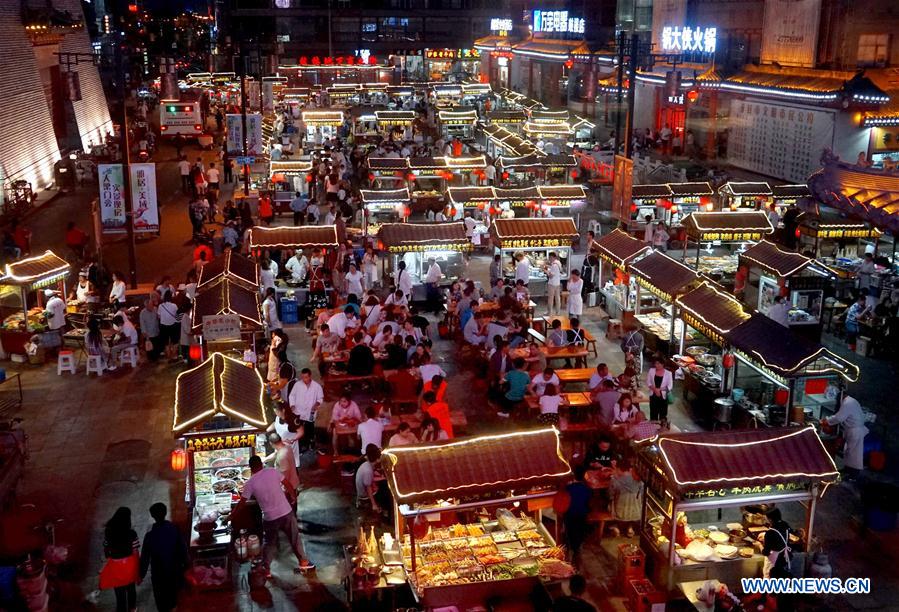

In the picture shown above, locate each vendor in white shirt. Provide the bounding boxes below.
[822,394,868,479]
[69,272,96,305]
[44,289,67,336]
[424,258,443,312]
[285,251,309,284]
[326,305,359,339]
[514,253,531,286]
[287,368,323,449]
[394,261,414,300]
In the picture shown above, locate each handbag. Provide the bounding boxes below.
[666,390,675,405]
[99,552,139,590]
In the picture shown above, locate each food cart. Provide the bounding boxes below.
[636,426,839,592]
[460,82,492,105]
[490,218,579,298]
[570,115,596,146]
[380,428,574,609]
[771,184,810,217]
[191,277,263,341]
[481,124,539,158]
[667,182,715,229]
[269,160,313,208]
[591,229,651,322]
[629,184,673,230]
[437,109,479,140]
[497,154,577,187]
[797,214,883,297]
[0,250,70,354]
[368,157,410,190]
[361,187,411,236]
[680,211,774,287]
[377,222,472,301]
[522,110,572,144]
[535,185,588,227]
[349,105,382,142]
[301,110,345,142]
[628,251,699,355]
[375,110,417,140]
[172,352,268,589]
[493,186,540,219]
[718,182,773,211]
[408,157,450,214]
[738,240,835,341]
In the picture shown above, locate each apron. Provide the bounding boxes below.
[843,424,869,470]
[763,528,791,579]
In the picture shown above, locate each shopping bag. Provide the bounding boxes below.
[98,553,139,590]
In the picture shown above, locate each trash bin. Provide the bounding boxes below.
[280,297,298,324]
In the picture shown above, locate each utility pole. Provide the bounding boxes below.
[624,34,639,160]
[613,30,626,155]
[114,0,139,288]
[238,47,250,196]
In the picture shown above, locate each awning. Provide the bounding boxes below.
[360,188,410,203]
[632,184,673,200]
[447,186,495,206]
[669,182,714,197]
[408,157,448,170]
[740,240,812,277]
[377,222,471,252]
[462,83,491,95]
[806,160,899,233]
[375,110,417,125]
[724,313,859,382]
[493,186,540,202]
[683,211,774,240]
[490,217,579,246]
[443,155,487,171]
[0,250,70,287]
[628,251,698,301]
[675,281,750,344]
[197,251,259,292]
[269,160,314,176]
[191,277,263,334]
[523,121,573,136]
[655,426,839,492]
[530,109,569,122]
[248,225,340,249]
[497,154,544,170]
[721,181,773,197]
[592,229,651,268]
[382,428,571,505]
[438,109,479,125]
[538,185,587,201]
[172,352,268,433]
[487,110,528,124]
[542,154,577,168]
[772,184,811,200]
[432,83,463,96]
[473,34,512,52]
[301,110,344,125]
[797,213,880,240]
[368,157,409,172]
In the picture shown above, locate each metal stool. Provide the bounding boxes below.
[118,345,139,368]
[86,355,105,376]
[57,350,76,375]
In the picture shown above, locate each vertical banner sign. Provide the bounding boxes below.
[226,114,243,155]
[129,163,160,233]
[246,113,263,156]
[98,164,126,234]
[263,81,274,111]
[651,0,687,53]
[248,81,261,110]
[761,0,821,68]
[612,155,634,223]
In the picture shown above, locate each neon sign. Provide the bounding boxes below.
[661,26,717,54]
[532,10,584,35]
[490,18,513,32]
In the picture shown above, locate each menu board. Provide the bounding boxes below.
[727,98,835,183]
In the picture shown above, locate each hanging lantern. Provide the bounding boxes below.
[722,353,735,369]
[449,207,457,217]
[406,173,415,182]
[630,204,638,213]
[502,171,509,180]
[730,203,738,211]
[794,228,801,238]
[477,202,486,210]
[403,206,411,217]
[305,173,313,183]
[552,488,571,514]
[377,240,385,250]
[564,59,574,69]
[699,196,711,205]
[170,448,187,471]
[686,89,700,103]
[189,345,203,361]
[412,515,430,539]
[670,205,678,214]
[368,173,375,182]
[570,170,579,179]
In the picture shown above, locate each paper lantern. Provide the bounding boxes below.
[368,173,375,181]
[501,172,509,180]
[403,206,411,217]
[686,89,700,103]
[477,202,486,210]
[449,207,457,217]
[305,174,313,183]
[794,228,801,238]
[630,204,638,213]
[170,448,187,471]
[722,353,735,369]
[189,345,203,361]
[412,515,430,539]
[552,488,571,514]
[570,170,578,179]
[407,173,415,181]
[699,196,711,205]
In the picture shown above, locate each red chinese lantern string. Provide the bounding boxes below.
[170,448,186,471]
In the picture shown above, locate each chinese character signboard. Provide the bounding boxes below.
[660,26,717,54]
[760,0,821,68]
[226,113,263,156]
[426,49,456,60]
[490,18,513,33]
[202,314,243,341]
[226,114,243,155]
[246,113,263,156]
[262,81,274,111]
[185,433,257,452]
[532,10,585,34]
[129,163,160,233]
[98,164,126,234]
[651,0,686,52]
[500,238,564,249]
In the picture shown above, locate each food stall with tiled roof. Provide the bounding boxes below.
[591,229,652,321]
[171,352,268,573]
[630,184,673,229]
[191,277,263,336]
[360,187,411,236]
[680,211,774,286]
[437,109,479,140]
[377,222,471,301]
[636,426,839,591]
[771,184,810,216]
[490,217,578,298]
[300,109,345,141]
[535,184,588,225]
[367,156,410,190]
[198,251,259,293]
[0,250,71,353]
[381,428,573,609]
[718,181,773,211]
[628,251,699,354]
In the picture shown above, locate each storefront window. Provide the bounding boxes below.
[857,34,890,67]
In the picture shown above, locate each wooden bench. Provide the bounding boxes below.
[322,373,381,399]
[555,368,595,388]
[527,328,547,345]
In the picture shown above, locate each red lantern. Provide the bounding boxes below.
[170,448,187,471]
[368,173,375,182]
[412,515,430,539]
[368,55,378,65]
[630,203,638,213]
[477,202,485,210]
[699,196,711,205]
[670,205,678,214]
[722,353,735,369]
[305,173,313,183]
[794,228,801,238]
[189,345,203,361]
[403,206,411,217]
[552,488,571,514]
[686,89,700,103]
[299,56,308,66]
[449,207,457,217]
[570,170,578,179]
[324,56,333,65]
[564,59,574,69]
[502,172,509,180]
[311,56,321,65]
[406,173,415,182]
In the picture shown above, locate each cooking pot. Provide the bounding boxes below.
[714,398,734,424]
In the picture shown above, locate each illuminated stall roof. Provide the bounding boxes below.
[437,109,479,125]
[592,228,651,267]
[197,251,259,292]
[628,251,698,301]
[367,157,409,171]
[724,314,859,382]
[248,225,340,249]
[172,352,268,433]
[0,250,70,287]
[462,83,492,95]
[378,222,471,252]
[771,184,811,199]
[487,110,528,124]
[269,160,314,175]
[191,277,263,334]
[720,181,773,196]
[382,428,571,505]
[675,281,750,344]
[740,240,812,277]
[632,184,673,199]
[447,186,495,206]
[538,185,587,201]
[386,85,414,96]
[432,83,463,96]
[360,187,411,203]
[375,110,417,125]
[668,182,714,197]
[494,186,540,201]
[301,110,345,125]
[490,217,579,245]
[683,211,774,240]
[654,426,839,492]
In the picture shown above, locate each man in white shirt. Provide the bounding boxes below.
[384,289,408,308]
[484,163,496,185]
[288,368,323,450]
[418,357,446,384]
[395,261,413,300]
[463,315,487,346]
[588,363,615,393]
[262,287,281,332]
[356,405,384,453]
[178,157,191,193]
[109,313,139,368]
[44,289,67,334]
[285,251,308,283]
[206,163,220,190]
[514,254,531,286]
[424,258,442,313]
[545,252,562,316]
[326,306,358,339]
[529,367,560,397]
[241,455,313,572]
[355,444,383,511]
[463,211,478,239]
[768,295,792,327]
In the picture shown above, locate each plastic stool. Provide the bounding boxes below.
[118,345,139,368]
[86,355,105,376]
[57,351,76,375]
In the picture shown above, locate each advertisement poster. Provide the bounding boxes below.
[202,314,242,341]
[129,163,160,233]
[226,113,263,155]
[98,164,126,234]
[262,81,274,111]
[651,0,687,53]
[727,98,835,183]
[760,0,821,68]
[248,81,260,110]
[612,155,634,222]
[757,275,780,315]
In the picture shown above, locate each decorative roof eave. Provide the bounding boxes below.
[360,188,411,203]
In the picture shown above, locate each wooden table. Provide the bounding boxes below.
[335,416,401,447]
[525,391,592,413]
[540,346,588,364]
[540,316,598,356]
[554,368,594,388]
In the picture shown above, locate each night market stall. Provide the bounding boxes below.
[493,186,540,219]
[191,277,263,347]
[486,109,527,129]
[797,214,883,293]
[636,426,839,592]
[490,218,579,298]
[535,185,588,226]
[367,157,410,190]
[629,184,673,230]
[718,181,773,211]
[375,110,417,139]
[437,109,479,140]
[522,110,572,143]
[738,240,835,340]
[771,184,811,217]
[628,251,699,355]
[0,250,70,354]
[591,229,651,322]
[349,106,383,142]
[408,157,451,213]
[497,154,578,187]
[666,182,716,229]
[379,428,574,609]
[171,352,268,587]
[268,160,314,206]
[198,251,260,293]
[680,212,774,286]
[361,187,411,236]
[301,110,345,141]
[377,222,471,301]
